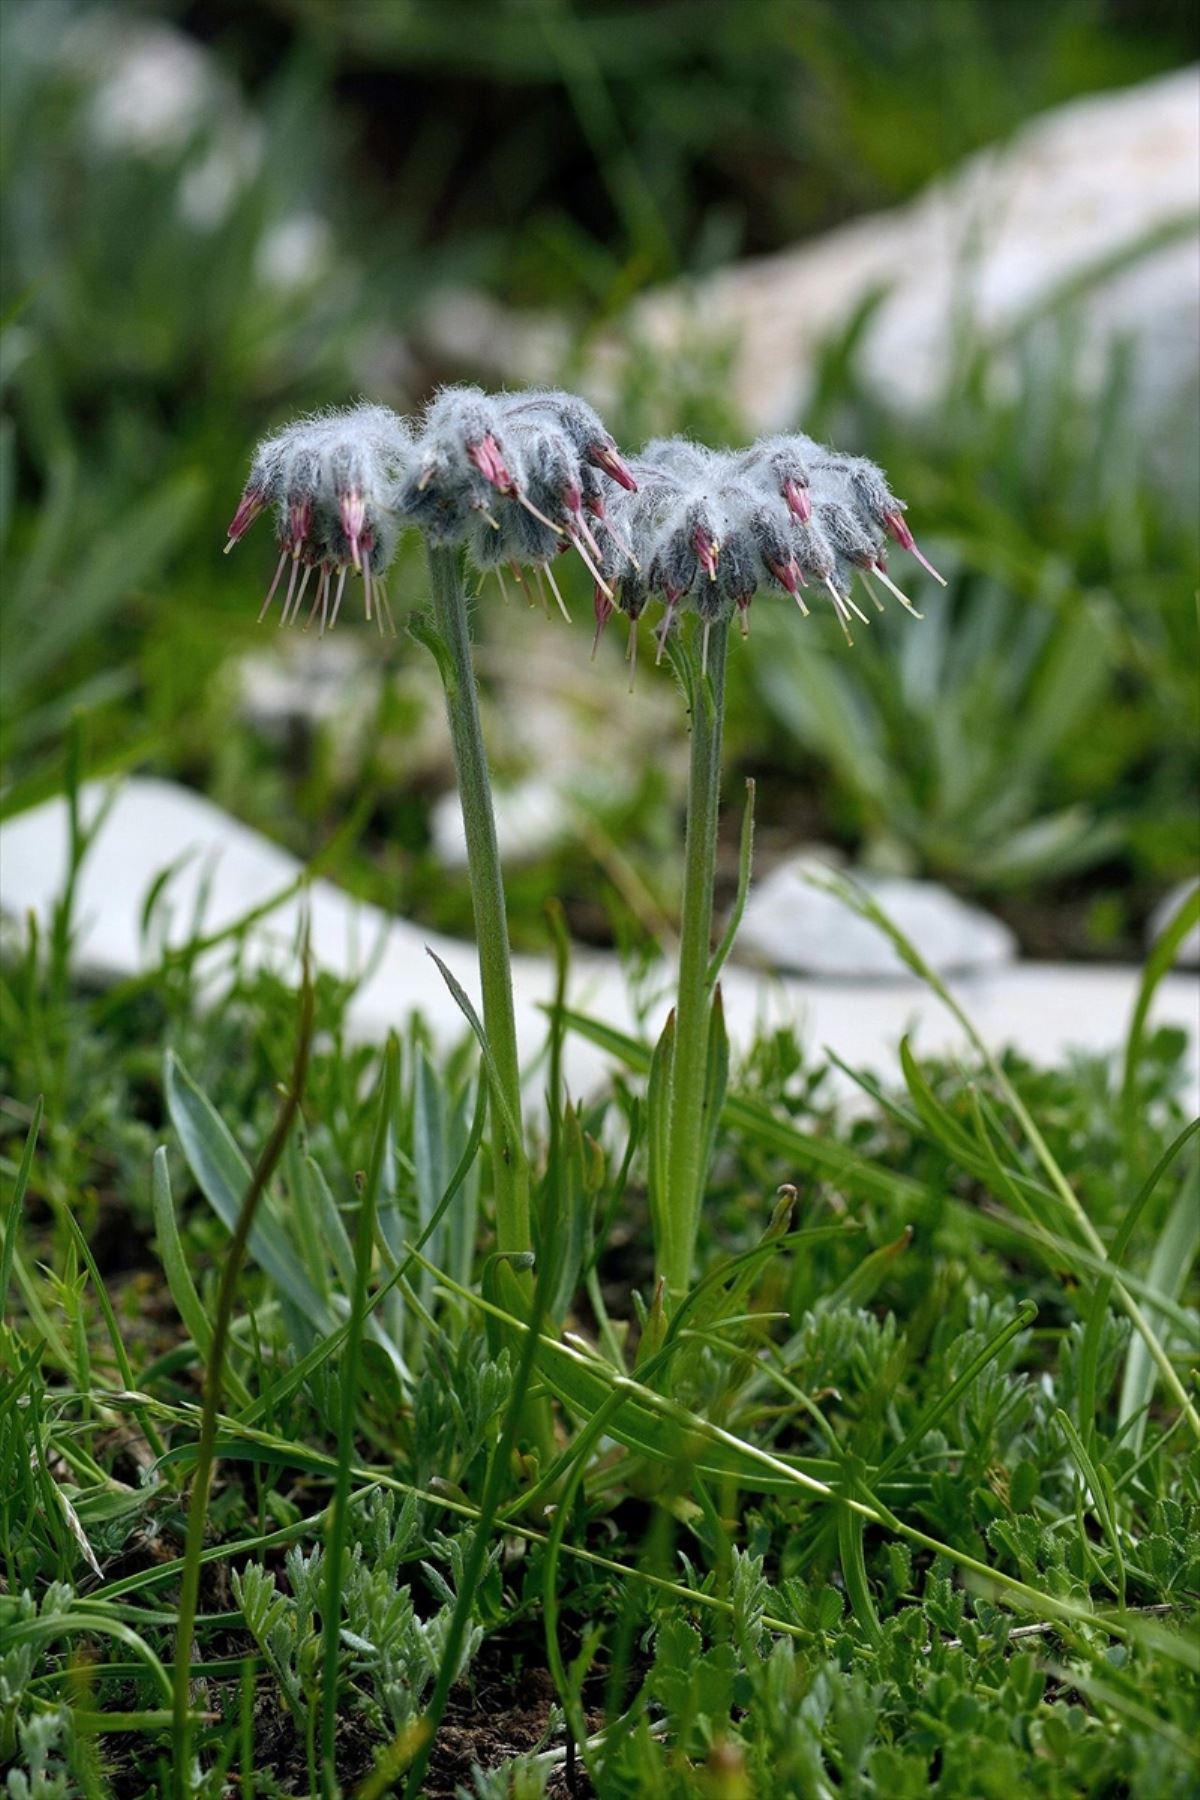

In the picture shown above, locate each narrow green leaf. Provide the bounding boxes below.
[540,1103,591,1324]
[2,1094,42,1331]
[1057,1408,1126,1605]
[878,1300,1037,1480]
[425,948,521,1155]
[816,1228,913,1316]
[303,1155,358,1295]
[561,1005,924,1208]
[1079,1118,1200,1435]
[838,1473,883,1646]
[150,1147,252,1411]
[321,1037,399,1790]
[1122,884,1200,1164]
[1117,1158,1200,1450]
[164,1050,333,1332]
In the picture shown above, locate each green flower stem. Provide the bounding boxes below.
[425,542,531,1259]
[661,618,729,1302]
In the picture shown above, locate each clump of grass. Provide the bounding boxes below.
[3,907,1197,1792]
[1,383,1196,1794]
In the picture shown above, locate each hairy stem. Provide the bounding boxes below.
[425,541,530,1258]
[661,618,729,1302]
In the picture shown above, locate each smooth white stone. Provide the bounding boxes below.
[432,776,572,868]
[739,855,1018,979]
[1,778,1196,1108]
[419,68,1200,432]
[234,635,375,732]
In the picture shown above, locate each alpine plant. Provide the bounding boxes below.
[225,386,943,659]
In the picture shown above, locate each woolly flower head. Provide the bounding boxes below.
[225,386,637,634]
[225,402,413,633]
[225,387,941,664]
[590,434,945,672]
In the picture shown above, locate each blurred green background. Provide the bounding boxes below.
[2,0,1197,961]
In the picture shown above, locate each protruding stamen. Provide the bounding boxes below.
[737,597,751,640]
[516,490,568,537]
[495,564,511,604]
[701,619,711,675]
[884,511,946,586]
[280,555,302,627]
[286,562,313,627]
[330,565,349,629]
[376,583,397,636]
[304,564,330,633]
[858,567,885,613]
[823,576,848,619]
[472,500,502,531]
[257,551,289,623]
[543,560,572,624]
[793,589,810,619]
[567,499,604,563]
[824,577,855,644]
[566,528,613,599]
[872,562,923,618]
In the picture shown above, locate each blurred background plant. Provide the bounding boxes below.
[1,0,1196,958]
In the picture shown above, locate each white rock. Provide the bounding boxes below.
[78,21,220,155]
[1148,878,1200,966]
[1,779,1195,1109]
[432,775,571,868]
[419,68,1200,431]
[234,635,374,733]
[256,213,334,292]
[0,775,613,1083]
[428,619,682,866]
[738,855,1017,979]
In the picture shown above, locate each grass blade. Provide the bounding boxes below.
[319,1037,398,1797]
[1,1095,42,1338]
[171,968,314,1799]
